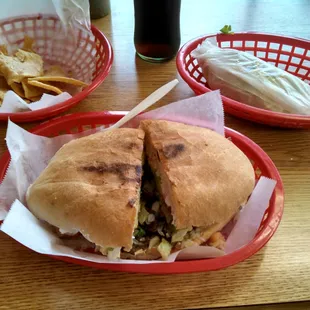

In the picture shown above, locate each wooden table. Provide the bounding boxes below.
[1,1,310,309]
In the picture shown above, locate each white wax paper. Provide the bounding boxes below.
[127,91,224,136]
[0,90,277,264]
[0,91,72,113]
[225,176,277,253]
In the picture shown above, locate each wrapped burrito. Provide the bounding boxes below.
[192,37,310,115]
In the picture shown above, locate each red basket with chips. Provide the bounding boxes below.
[176,32,310,128]
[0,14,113,122]
[0,112,284,274]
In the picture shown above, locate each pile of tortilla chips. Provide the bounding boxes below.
[0,36,88,106]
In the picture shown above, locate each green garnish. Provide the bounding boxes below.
[134,227,146,238]
[220,25,234,35]
[106,247,114,252]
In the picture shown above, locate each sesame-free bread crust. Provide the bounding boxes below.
[26,129,145,251]
[141,120,255,230]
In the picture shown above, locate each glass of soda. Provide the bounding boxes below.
[133,0,181,62]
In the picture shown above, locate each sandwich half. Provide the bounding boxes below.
[136,120,255,257]
[26,129,145,259]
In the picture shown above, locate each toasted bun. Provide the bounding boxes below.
[140,120,255,230]
[26,129,145,251]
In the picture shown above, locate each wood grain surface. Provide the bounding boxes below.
[208,302,310,310]
[1,1,310,309]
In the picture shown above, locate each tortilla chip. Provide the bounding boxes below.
[28,95,42,102]
[27,80,63,95]
[0,76,10,102]
[22,78,44,99]
[29,64,85,95]
[22,36,35,52]
[0,45,8,55]
[44,65,67,77]
[0,49,43,85]
[11,82,25,98]
[29,76,88,88]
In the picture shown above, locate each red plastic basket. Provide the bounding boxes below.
[0,14,113,122]
[176,32,310,128]
[0,112,284,274]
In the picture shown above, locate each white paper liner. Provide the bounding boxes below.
[0,90,277,264]
[225,176,277,253]
[127,91,225,136]
[0,91,72,113]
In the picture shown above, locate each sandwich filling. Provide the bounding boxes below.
[125,163,226,260]
[58,162,225,261]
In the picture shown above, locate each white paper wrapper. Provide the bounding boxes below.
[0,91,72,113]
[0,90,277,264]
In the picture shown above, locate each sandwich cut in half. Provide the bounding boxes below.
[26,128,145,259]
[26,121,255,261]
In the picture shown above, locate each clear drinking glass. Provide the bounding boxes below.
[134,0,181,62]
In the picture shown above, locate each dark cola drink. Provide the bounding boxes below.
[134,0,181,62]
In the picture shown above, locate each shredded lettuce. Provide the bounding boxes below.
[181,239,197,248]
[98,246,110,255]
[107,247,121,260]
[149,236,160,249]
[147,213,155,223]
[158,238,172,260]
[138,203,149,225]
[171,228,190,243]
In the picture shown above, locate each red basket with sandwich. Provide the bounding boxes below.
[0,112,284,274]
